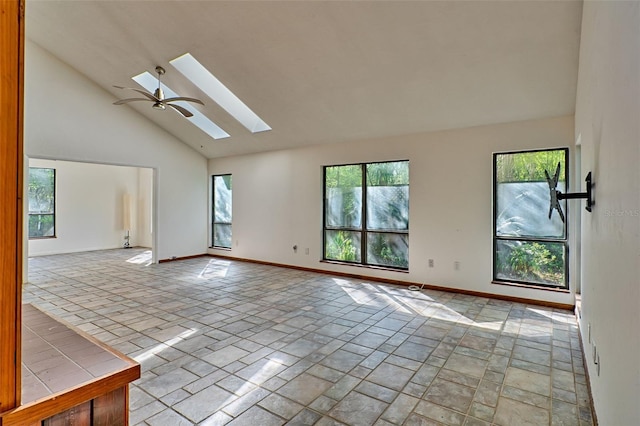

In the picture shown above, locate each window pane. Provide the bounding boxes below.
[496,181,566,238]
[366,232,408,269]
[28,168,55,239]
[495,240,565,286]
[213,175,232,223]
[325,230,361,262]
[29,214,55,238]
[366,161,409,231]
[28,168,55,214]
[367,161,409,230]
[366,185,409,230]
[213,224,232,248]
[496,150,566,238]
[325,165,362,228]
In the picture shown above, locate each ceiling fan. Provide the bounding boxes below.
[113,66,204,118]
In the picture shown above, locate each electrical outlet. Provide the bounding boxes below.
[428,259,434,268]
[305,248,309,255]
[454,261,461,271]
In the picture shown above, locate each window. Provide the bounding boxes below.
[493,148,568,288]
[28,167,56,238]
[324,161,409,269]
[212,174,232,248]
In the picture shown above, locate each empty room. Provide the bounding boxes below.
[0,1,638,425]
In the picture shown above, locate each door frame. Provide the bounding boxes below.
[0,0,25,416]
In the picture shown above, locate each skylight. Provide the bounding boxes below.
[170,53,271,134]
[132,72,230,140]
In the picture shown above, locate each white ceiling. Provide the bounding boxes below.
[26,1,583,159]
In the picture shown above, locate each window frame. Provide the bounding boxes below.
[492,148,569,289]
[323,160,409,270]
[27,167,56,240]
[211,174,232,249]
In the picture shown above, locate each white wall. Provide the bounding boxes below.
[28,159,152,256]
[574,2,640,424]
[209,116,576,306]
[24,41,208,261]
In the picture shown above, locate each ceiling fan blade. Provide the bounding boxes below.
[164,96,204,105]
[168,103,194,118]
[113,98,153,105]
[113,85,160,102]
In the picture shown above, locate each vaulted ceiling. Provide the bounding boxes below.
[26,1,582,158]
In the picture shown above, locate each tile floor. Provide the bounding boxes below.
[23,249,594,426]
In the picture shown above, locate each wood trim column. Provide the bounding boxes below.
[0,0,25,416]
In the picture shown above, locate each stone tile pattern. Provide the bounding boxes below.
[23,249,593,426]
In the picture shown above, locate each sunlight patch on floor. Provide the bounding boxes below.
[333,278,514,332]
[198,259,231,279]
[133,328,198,364]
[126,250,153,265]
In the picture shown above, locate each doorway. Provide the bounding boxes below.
[24,158,157,281]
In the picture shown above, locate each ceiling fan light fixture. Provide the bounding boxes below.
[152,102,165,110]
[153,87,165,100]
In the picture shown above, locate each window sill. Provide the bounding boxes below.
[209,246,232,251]
[28,236,57,240]
[492,280,570,293]
[320,259,409,274]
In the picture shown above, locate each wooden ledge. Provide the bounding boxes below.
[0,305,140,426]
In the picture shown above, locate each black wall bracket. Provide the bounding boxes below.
[557,172,594,212]
[546,163,594,223]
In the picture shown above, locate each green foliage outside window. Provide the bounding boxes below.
[325,230,360,262]
[366,161,410,186]
[367,232,408,268]
[496,149,566,183]
[495,241,565,285]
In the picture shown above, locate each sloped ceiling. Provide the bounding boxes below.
[26,0,582,158]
